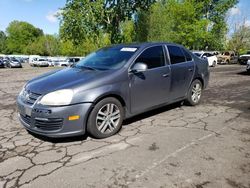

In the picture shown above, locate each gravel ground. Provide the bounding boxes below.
[0,64,249,188]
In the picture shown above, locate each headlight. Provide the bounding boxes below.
[19,85,26,96]
[39,89,74,106]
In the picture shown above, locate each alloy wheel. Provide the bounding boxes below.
[96,103,121,134]
[191,83,202,103]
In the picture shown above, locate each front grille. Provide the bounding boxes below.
[24,92,41,105]
[35,118,63,131]
[20,114,31,125]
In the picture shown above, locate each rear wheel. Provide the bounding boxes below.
[185,80,203,106]
[212,61,216,67]
[87,97,124,138]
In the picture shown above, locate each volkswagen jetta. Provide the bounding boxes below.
[17,42,209,138]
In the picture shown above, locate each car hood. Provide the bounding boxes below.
[240,54,250,58]
[217,55,229,59]
[26,68,112,94]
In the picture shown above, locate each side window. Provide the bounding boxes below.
[167,46,186,64]
[182,48,192,61]
[135,46,165,69]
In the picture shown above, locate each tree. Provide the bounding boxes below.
[0,31,7,53]
[137,0,238,50]
[59,0,155,45]
[6,21,43,54]
[146,0,210,49]
[25,35,61,56]
[227,24,250,53]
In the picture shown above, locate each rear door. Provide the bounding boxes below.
[166,45,195,100]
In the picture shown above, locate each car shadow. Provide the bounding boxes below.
[28,130,89,143]
[123,101,183,125]
[237,71,250,76]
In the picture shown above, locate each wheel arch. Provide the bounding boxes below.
[84,93,127,129]
[192,77,204,89]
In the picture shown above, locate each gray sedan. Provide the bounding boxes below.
[17,42,209,138]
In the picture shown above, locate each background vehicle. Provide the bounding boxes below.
[0,60,5,68]
[238,51,250,65]
[66,57,81,66]
[217,51,238,64]
[193,51,217,67]
[246,60,250,73]
[29,55,40,66]
[33,58,49,67]
[53,59,69,67]
[5,58,22,68]
[17,42,209,139]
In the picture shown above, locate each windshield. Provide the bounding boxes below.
[223,52,230,56]
[75,47,138,70]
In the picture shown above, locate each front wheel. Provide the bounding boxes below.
[87,97,124,139]
[185,80,203,106]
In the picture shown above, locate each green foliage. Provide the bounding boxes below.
[2,0,239,56]
[137,0,238,50]
[60,0,155,45]
[227,25,250,53]
[0,31,7,53]
[25,35,61,56]
[6,21,43,54]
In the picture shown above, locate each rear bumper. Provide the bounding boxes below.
[17,96,93,138]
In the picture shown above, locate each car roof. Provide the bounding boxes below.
[107,42,185,49]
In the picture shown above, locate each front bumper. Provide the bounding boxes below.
[10,64,22,67]
[17,96,93,138]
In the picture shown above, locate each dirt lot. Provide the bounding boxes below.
[0,64,249,188]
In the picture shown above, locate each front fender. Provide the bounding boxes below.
[71,81,129,106]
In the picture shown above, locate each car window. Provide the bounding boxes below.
[76,47,137,70]
[134,46,165,69]
[182,48,192,61]
[167,46,186,64]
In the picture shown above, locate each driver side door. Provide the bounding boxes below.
[129,46,171,114]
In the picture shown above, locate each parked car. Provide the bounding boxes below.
[246,60,250,73]
[0,60,5,68]
[53,59,69,67]
[33,58,49,67]
[17,42,209,138]
[193,51,217,67]
[238,51,250,65]
[29,55,40,66]
[66,57,81,66]
[217,51,238,64]
[5,58,22,68]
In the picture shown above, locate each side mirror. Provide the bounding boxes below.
[202,55,207,59]
[130,62,148,73]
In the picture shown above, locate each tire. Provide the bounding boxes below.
[212,61,216,67]
[87,97,124,139]
[185,80,203,106]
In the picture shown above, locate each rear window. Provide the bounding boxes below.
[182,49,192,61]
[167,46,186,64]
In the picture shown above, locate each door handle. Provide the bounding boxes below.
[188,68,193,72]
[162,73,169,77]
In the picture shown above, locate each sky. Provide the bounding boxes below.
[0,0,250,35]
[227,0,250,35]
[0,0,66,35]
